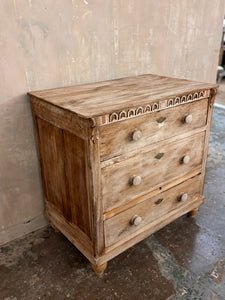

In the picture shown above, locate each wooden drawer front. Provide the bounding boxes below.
[102,132,205,212]
[104,176,202,247]
[99,99,208,161]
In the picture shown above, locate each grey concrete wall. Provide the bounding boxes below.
[0,0,224,245]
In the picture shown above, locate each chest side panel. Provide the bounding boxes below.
[63,131,92,237]
[36,118,67,215]
[35,114,92,240]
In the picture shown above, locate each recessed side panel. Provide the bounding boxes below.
[63,131,92,239]
[37,118,68,215]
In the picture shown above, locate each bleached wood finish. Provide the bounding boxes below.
[100,99,208,160]
[29,74,215,118]
[98,196,205,266]
[188,208,199,218]
[103,169,201,220]
[29,74,218,275]
[91,263,107,276]
[102,133,205,212]
[104,176,201,247]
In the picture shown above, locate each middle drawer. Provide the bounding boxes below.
[102,132,205,212]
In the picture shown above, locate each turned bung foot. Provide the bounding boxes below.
[91,263,107,275]
[188,208,199,218]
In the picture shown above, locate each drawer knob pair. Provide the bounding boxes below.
[131,215,142,226]
[131,175,142,186]
[131,130,142,141]
[184,114,193,124]
[179,193,188,202]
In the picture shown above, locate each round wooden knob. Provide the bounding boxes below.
[179,193,188,202]
[131,175,142,186]
[182,155,190,164]
[131,130,142,141]
[131,215,142,226]
[184,114,193,124]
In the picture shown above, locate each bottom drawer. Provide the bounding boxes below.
[104,176,202,247]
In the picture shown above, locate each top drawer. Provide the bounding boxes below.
[99,99,208,161]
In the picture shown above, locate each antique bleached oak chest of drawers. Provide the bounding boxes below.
[29,74,218,275]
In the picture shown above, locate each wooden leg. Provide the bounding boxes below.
[51,223,60,233]
[188,208,199,218]
[91,263,107,275]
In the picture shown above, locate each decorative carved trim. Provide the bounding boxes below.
[210,87,218,96]
[209,87,218,107]
[103,90,208,124]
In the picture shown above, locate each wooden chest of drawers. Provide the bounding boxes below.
[29,74,218,275]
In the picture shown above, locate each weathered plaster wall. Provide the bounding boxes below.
[0,0,224,245]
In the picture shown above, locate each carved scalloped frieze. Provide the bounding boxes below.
[101,90,208,125]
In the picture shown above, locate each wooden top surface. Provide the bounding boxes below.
[29,74,218,118]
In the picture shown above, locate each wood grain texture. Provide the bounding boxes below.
[29,74,218,274]
[86,119,104,257]
[36,118,92,240]
[103,169,201,220]
[102,132,205,212]
[37,118,67,215]
[31,96,92,140]
[63,131,92,238]
[45,201,94,264]
[100,126,207,168]
[104,175,202,247]
[97,196,205,266]
[91,263,107,275]
[100,98,208,160]
[28,74,217,118]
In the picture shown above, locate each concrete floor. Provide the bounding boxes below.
[216,79,225,106]
[1,106,225,300]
